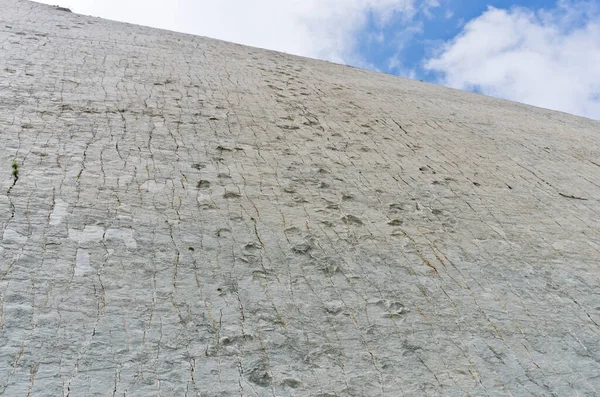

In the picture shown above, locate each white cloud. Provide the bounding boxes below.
[387,55,417,78]
[37,0,436,64]
[425,1,600,119]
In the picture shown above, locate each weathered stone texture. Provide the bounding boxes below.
[1,1,599,395]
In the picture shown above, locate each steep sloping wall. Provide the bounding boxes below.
[1,1,599,395]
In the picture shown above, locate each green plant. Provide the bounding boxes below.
[11,160,18,178]
[8,160,19,193]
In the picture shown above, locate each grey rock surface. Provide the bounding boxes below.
[1,1,600,395]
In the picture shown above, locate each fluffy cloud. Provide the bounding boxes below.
[425,1,600,119]
[37,0,436,64]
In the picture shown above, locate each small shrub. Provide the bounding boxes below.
[11,160,18,177]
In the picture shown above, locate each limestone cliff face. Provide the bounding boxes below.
[1,1,599,395]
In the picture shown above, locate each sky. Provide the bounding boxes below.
[36,0,600,119]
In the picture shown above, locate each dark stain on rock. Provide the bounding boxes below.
[197,180,210,189]
[342,215,363,226]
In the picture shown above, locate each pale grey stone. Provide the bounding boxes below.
[0,0,599,396]
[1,229,27,246]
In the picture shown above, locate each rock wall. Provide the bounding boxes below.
[1,1,599,395]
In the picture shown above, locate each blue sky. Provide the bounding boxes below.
[37,0,600,119]
[356,0,553,77]
[355,1,599,91]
